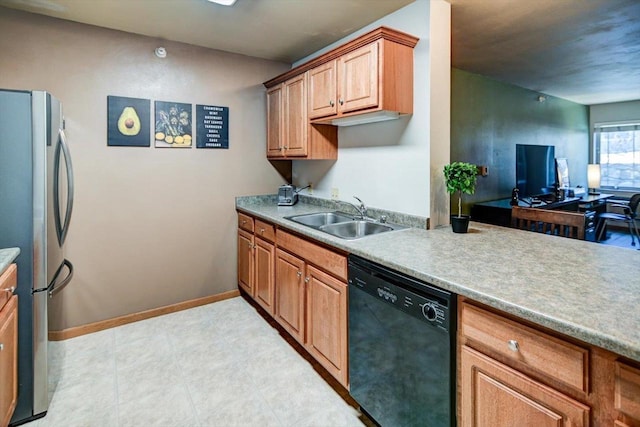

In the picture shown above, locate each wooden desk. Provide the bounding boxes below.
[471,197,581,227]
[471,194,615,237]
[578,194,614,240]
[578,193,615,209]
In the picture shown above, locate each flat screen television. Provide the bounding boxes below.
[516,144,556,198]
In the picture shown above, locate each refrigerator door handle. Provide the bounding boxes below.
[48,259,74,297]
[54,129,74,246]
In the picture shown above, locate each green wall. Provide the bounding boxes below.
[451,68,589,214]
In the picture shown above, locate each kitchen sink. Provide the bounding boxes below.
[286,211,355,228]
[320,221,393,240]
[285,211,403,240]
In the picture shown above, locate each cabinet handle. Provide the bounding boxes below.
[339,99,344,105]
[508,340,520,352]
[297,271,302,278]
[260,228,265,234]
[0,343,3,351]
[241,220,247,225]
[329,100,335,107]
[3,287,15,293]
[305,277,310,283]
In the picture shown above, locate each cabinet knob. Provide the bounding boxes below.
[0,343,3,351]
[3,287,15,294]
[260,228,265,233]
[339,99,344,105]
[297,271,302,278]
[241,220,247,224]
[329,100,335,107]
[508,340,520,352]
[305,277,310,283]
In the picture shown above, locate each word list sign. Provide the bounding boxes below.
[196,104,229,149]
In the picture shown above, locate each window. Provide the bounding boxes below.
[593,122,640,190]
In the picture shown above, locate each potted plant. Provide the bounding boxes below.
[443,161,478,233]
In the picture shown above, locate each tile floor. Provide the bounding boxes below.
[22,297,363,427]
[599,228,639,250]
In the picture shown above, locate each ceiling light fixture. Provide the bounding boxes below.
[206,0,237,5]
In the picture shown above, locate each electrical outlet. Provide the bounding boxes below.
[331,188,339,200]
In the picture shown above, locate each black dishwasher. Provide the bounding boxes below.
[348,255,456,427]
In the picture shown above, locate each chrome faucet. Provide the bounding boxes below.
[348,196,368,220]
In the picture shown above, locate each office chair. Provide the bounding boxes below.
[597,194,640,246]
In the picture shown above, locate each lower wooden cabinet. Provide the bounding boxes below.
[253,237,275,315]
[274,248,306,343]
[460,345,589,426]
[615,361,640,426]
[0,270,18,427]
[305,265,348,386]
[237,229,254,296]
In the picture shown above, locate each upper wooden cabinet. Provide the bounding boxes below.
[307,61,337,119]
[264,26,418,159]
[266,85,283,157]
[266,74,338,159]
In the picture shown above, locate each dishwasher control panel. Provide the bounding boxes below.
[349,258,452,333]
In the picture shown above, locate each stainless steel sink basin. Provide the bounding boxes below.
[285,211,403,239]
[286,211,354,228]
[319,221,393,240]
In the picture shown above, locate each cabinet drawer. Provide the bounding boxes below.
[238,212,254,233]
[276,229,347,281]
[254,219,275,242]
[0,264,17,312]
[615,361,640,419]
[461,303,589,393]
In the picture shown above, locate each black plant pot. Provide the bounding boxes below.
[451,215,470,233]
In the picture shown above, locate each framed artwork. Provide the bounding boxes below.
[196,104,229,149]
[107,96,151,147]
[154,101,193,148]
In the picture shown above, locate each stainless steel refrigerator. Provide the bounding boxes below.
[0,89,74,425]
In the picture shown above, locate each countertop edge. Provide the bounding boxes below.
[0,247,20,276]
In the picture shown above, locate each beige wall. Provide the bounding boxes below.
[0,8,289,329]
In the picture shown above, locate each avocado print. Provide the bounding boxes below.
[117,107,141,136]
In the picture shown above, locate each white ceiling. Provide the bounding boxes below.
[2,0,639,105]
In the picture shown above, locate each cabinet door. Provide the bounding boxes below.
[275,249,305,344]
[305,265,348,387]
[460,345,590,427]
[266,85,284,158]
[283,74,308,157]
[0,295,17,427]
[308,61,337,119]
[254,237,275,315]
[338,41,379,114]
[237,229,254,296]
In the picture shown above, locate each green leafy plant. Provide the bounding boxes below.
[443,162,478,218]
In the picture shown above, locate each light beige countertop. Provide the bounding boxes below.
[237,195,640,363]
[0,247,20,276]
